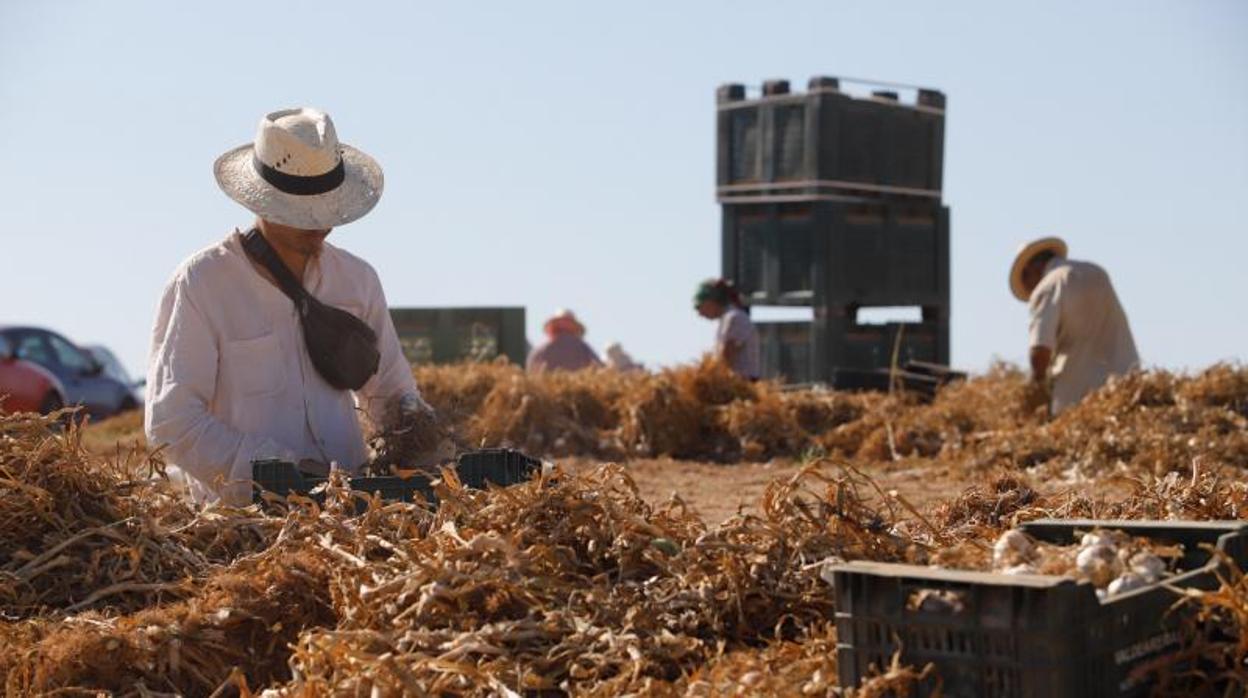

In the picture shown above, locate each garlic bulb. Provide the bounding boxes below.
[1081,532,1113,549]
[1003,563,1038,576]
[1107,572,1147,597]
[993,530,1034,569]
[1076,544,1118,588]
[1129,552,1166,583]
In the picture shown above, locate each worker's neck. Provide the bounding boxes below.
[257,220,319,280]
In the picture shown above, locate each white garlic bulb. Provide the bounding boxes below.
[1107,572,1147,597]
[1129,552,1166,583]
[1076,544,1118,588]
[1081,532,1113,549]
[993,530,1035,569]
[1003,563,1038,576]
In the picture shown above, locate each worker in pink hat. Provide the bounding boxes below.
[526,309,603,373]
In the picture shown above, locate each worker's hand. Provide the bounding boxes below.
[1020,380,1050,416]
[297,459,331,477]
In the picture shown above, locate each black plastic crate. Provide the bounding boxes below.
[833,318,947,371]
[716,76,946,201]
[721,199,950,308]
[454,448,544,490]
[251,460,437,507]
[754,316,950,386]
[389,307,527,366]
[831,519,1248,697]
[828,367,950,401]
[756,321,814,384]
[251,448,542,508]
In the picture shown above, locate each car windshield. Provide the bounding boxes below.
[13,333,54,366]
[86,346,132,384]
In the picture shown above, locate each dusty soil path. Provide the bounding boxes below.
[561,456,973,524]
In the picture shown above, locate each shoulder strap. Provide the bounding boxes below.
[241,228,310,311]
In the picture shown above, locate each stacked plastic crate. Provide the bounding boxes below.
[716,76,950,385]
[389,307,528,366]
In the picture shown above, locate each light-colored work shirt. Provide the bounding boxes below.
[1029,257,1139,414]
[717,307,761,379]
[606,347,643,373]
[526,333,603,373]
[145,230,421,505]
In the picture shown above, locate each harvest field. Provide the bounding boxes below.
[3,361,1247,695]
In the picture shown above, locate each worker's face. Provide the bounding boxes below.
[1020,256,1049,296]
[696,300,724,320]
[259,219,333,258]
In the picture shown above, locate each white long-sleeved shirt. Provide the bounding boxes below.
[145,229,420,505]
[716,307,761,379]
[1029,257,1139,414]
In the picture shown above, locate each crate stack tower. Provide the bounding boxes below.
[717,76,950,385]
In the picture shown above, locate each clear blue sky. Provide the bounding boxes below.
[1,1,1244,379]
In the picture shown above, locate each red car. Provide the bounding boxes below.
[0,333,66,415]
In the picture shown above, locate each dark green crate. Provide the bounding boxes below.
[716,76,946,202]
[832,519,1248,698]
[389,306,527,366]
[754,315,950,385]
[456,448,543,489]
[252,448,542,509]
[721,199,950,309]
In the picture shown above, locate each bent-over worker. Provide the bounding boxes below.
[604,342,643,373]
[694,278,760,380]
[526,309,603,373]
[1009,236,1139,415]
[145,108,433,505]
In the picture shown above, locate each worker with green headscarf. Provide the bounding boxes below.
[694,278,760,380]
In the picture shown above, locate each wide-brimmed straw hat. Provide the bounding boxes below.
[214,108,383,230]
[544,309,586,337]
[1009,236,1068,301]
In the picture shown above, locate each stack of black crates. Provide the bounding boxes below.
[717,76,950,385]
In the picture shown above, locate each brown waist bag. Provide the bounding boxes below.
[241,228,380,391]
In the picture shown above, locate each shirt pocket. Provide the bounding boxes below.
[222,333,285,398]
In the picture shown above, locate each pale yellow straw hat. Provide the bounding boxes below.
[1009,236,1068,301]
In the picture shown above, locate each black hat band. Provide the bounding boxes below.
[253,154,345,196]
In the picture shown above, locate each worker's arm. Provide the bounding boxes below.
[145,275,299,501]
[719,339,742,366]
[1027,276,1060,384]
[1029,346,1052,384]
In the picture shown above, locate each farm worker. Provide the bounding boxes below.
[145,108,433,505]
[1009,237,1139,415]
[526,309,603,372]
[604,342,643,372]
[694,278,761,380]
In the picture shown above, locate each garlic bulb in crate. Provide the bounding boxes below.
[1107,572,1147,597]
[1076,544,1119,588]
[1003,563,1038,576]
[993,530,1034,569]
[1129,552,1166,583]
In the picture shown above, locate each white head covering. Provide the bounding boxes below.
[214,108,383,230]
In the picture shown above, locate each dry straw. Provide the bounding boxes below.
[0,362,1245,695]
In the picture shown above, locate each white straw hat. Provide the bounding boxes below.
[214,108,383,230]
[1009,236,1068,301]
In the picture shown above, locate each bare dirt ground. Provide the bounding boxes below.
[563,456,972,524]
[81,414,978,522]
[80,409,1126,525]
